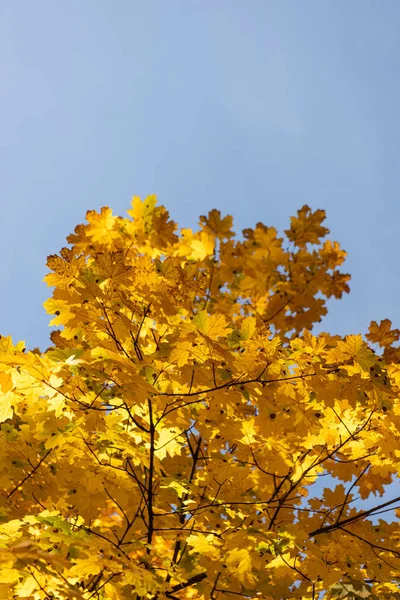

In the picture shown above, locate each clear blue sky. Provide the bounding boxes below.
[1,0,400,351]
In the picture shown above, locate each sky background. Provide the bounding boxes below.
[2,1,400,351]
[1,0,400,516]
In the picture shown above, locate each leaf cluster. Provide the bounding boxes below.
[0,197,400,599]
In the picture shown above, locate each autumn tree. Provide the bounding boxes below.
[1,195,400,600]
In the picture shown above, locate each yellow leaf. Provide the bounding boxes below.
[199,209,234,240]
[0,389,13,423]
[193,310,209,334]
[193,310,231,340]
[170,341,195,367]
[284,205,329,248]
[86,206,119,245]
[160,479,189,498]
[240,316,256,340]
[122,566,158,594]
[14,575,38,598]
[0,519,23,541]
[155,428,183,460]
[176,229,215,260]
[0,336,26,354]
[226,548,256,585]
[69,556,103,577]
[367,319,400,347]
[241,418,258,444]
[128,194,158,225]
[265,552,293,571]
[325,334,375,373]
[187,533,221,559]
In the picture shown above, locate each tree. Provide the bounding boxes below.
[1,196,400,600]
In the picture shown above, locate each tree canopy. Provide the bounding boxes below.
[1,196,400,599]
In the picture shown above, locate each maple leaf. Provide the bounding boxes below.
[187,533,221,559]
[69,555,103,577]
[192,310,232,340]
[367,318,400,348]
[86,206,119,245]
[240,316,257,341]
[226,548,256,585]
[0,388,13,423]
[199,209,234,240]
[325,334,376,374]
[155,427,183,460]
[285,204,329,248]
[128,194,158,225]
[175,228,215,260]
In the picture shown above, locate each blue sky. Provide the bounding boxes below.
[1,0,400,351]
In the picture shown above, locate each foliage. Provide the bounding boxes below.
[1,195,400,599]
